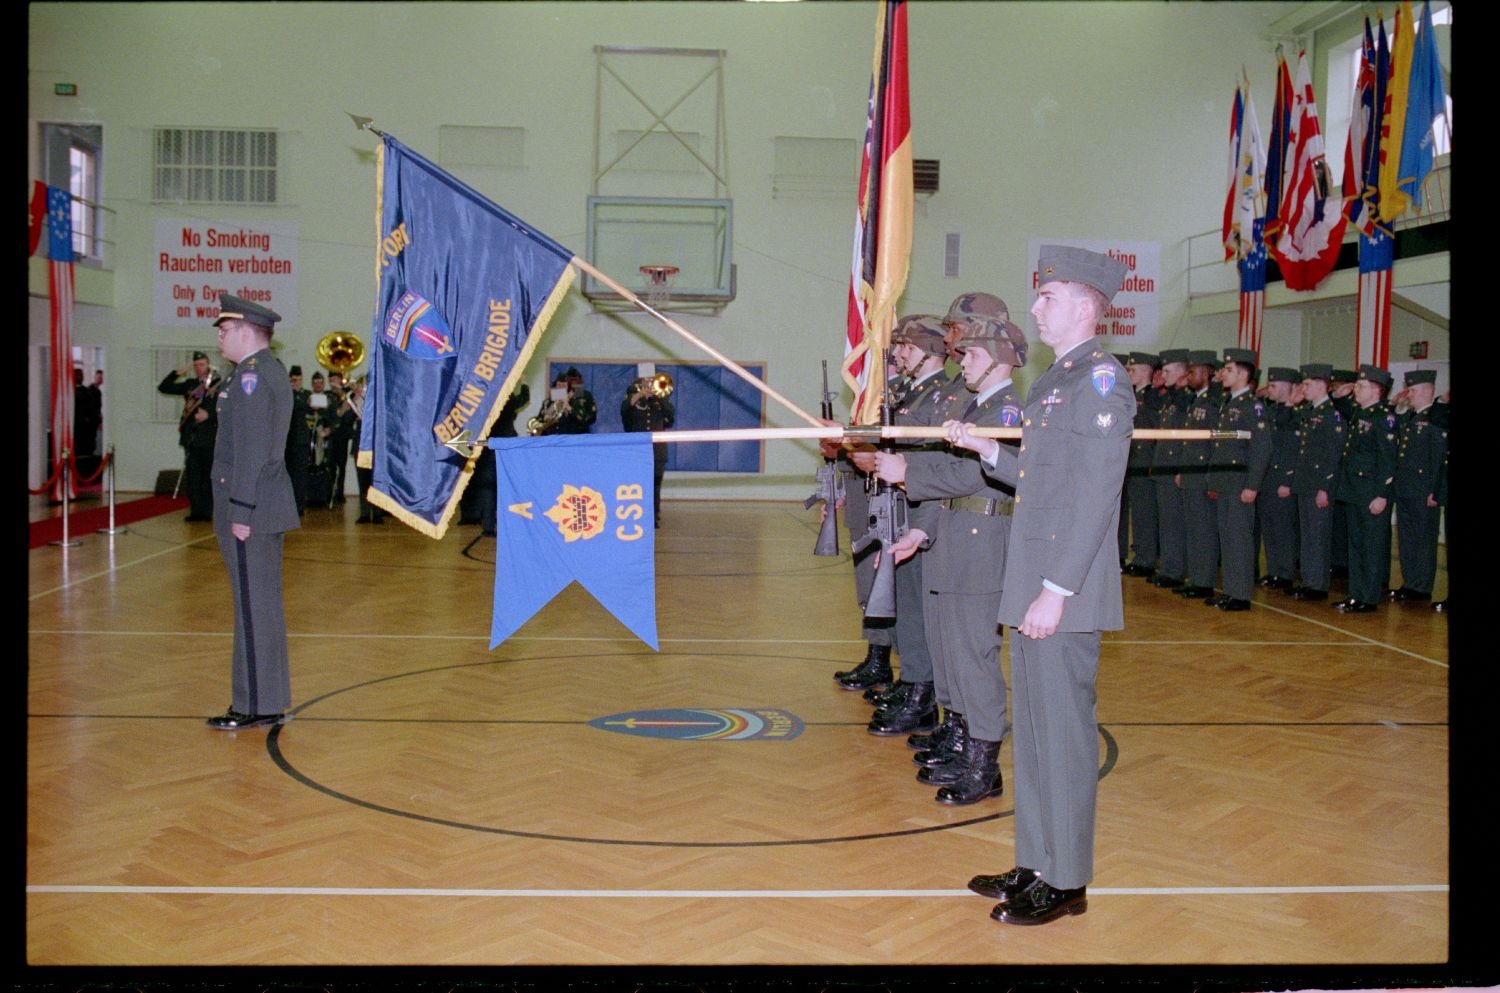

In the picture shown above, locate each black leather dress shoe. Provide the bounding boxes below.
[1433,599,1447,612]
[1333,599,1377,613]
[1176,585,1215,599]
[1258,576,1293,589]
[1389,587,1431,602]
[206,710,284,730]
[1122,563,1154,578]
[1148,574,1184,589]
[1288,586,1328,601]
[1204,594,1228,607]
[991,879,1087,925]
[1217,597,1251,611]
[968,866,1039,903]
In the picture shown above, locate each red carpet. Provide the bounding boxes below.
[29,495,190,548]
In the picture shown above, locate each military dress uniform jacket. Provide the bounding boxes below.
[1207,389,1272,493]
[985,345,1135,632]
[1177,388,1220,491]
[1336,403,1399,507]
[1264,402,1301,493]
[213,350,300,533]
[1291,398,1344,497]
[904,384,1024,593]
[158,370,220,451]
[1149,387,1192,474]
[1395,405,1448,503]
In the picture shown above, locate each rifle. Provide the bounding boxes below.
[803,360,844,556]
[848,398,906,620]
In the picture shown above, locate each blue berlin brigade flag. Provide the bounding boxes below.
[489,434,659,650]
[359,135,575,539]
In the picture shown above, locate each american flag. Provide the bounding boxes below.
[1237,218,1267,353]
[1355,227,1393,370]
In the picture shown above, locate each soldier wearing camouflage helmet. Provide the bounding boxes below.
[874,299,1026,806]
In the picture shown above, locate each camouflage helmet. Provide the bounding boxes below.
[944,292,1011,330]
[890,314,948,358]
[954,316,1028,369]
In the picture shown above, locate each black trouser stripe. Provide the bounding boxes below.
[235,538,259,713]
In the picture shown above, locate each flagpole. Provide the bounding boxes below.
[640,426,1244,444]
[570,255,825,427]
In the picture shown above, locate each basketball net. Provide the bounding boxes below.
[640,264,679,310]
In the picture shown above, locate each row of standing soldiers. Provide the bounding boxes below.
[1117,351,1449,613]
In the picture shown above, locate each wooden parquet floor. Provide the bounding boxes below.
[26,498,1453,967]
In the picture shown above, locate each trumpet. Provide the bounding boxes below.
[527,399,567,436]
[627,372,674,402]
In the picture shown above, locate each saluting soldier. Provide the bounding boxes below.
[1147,349,1192,589]
[1120,352,1162,578]
[156,350,222,522]
[1257,367,1303,591]
[1327,368,1358,579]
[1286,364,1344,601]
[874,304,1027,804]
[285,365,312,516]
[1174,350,1223,600]
[1333,365,1399,613]
[1390,369,1447,602]
[206,295,300,730]
[1204,348,1272,611]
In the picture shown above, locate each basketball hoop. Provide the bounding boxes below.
[640,264,679,309]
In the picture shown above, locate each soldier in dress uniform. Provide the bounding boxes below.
[1204,348,1271,611]
[285,365,312,516]
[1286,364,1344,601]
[948,246,1134,926]
[1174,350,1223,600]
[1327,368,1358,580]
[873,305,1026,804]
[1120,351,1162,578]
[1333,365,1398,613]
[206,295,300,729]
[157,350,222,522]
[1257,367,1303,591]
[1147,349,1192,589]
[1389,369,1447,602]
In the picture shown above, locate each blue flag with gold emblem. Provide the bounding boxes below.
[489,434,658,650]
[359,135,576,539]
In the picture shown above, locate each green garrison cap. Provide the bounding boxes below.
[1403,369,1437,386]
[1267,366,1300,384]
[1036,245,1130,302]
[1159,348,1190,366]
[1356,364,1392,387]
[212,293,281,330]
[1299,363,1332,381]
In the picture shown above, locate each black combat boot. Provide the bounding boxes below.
[934,738,1003,804]
[914,713,970,775]
[866,681,936,736]
[865,679,910,708]
[833,643,893,691]
[907,707,960,753]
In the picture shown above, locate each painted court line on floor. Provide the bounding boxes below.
[29,883,1447,898]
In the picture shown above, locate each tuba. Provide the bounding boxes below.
[316,331,366,382]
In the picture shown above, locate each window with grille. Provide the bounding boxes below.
[152,127,279,204]
[40,122,104,261]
